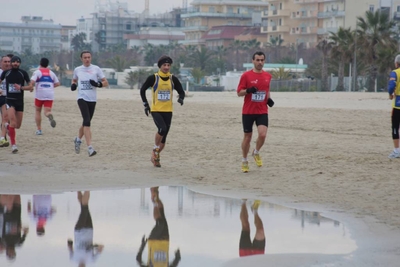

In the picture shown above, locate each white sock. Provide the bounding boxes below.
[153,145,160,149]
[76,137,81,142]
[253,149,259,154]
[242,158,248,162]
[395,148,400,153]
[0,137,4,141]
[88,145,93,149]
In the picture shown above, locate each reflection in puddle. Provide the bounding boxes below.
[0,187,357,266]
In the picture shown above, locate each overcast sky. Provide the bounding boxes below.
[1,0,185,25]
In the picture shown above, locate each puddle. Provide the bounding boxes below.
[0,187,357,266]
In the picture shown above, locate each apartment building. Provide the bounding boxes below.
[0,16,61,53]
[124,27,185,47]
[262,0,387,49]
[181,0,269,46]
[90,1,181,51]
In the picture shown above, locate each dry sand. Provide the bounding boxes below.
[0,88,400,266]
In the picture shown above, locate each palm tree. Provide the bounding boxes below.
[271,67,292,80]
[357,10,397,91]
[316,38,333,91]
[265,36,284,62]
[329,27,354,91]
[191,45,214,71]
[125,71,136,89]
[229,40,246,70]
[106,55,137,72]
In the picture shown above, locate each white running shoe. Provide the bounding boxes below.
[74,137,81,154]
[11,144,18,154]
[36,129,43,135]
[88,146,97,157]
[388,150,400,159]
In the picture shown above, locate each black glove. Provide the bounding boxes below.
[175,249,181,261]
[267,98,274,107]
[90,79,102,88]
[177,97,184,106]
[143,102,150,116]
[246,87,257,94]
[67,239,73,246]
[71,83,77,91]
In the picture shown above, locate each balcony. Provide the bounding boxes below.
[261,25,290,33]
[181,12,252,19]
[317,10,345,18]
[394,12,400,21]
[268,9,291,17]
[291,10,318,19]
[317,27,338,35]
[181,25,209,32]
[294,0,337,3]
[291,26,318,35]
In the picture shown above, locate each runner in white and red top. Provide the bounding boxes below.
[30,58,60,135]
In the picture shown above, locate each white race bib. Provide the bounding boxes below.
[251,91,266,102]
[9,84,21,93]
[157,91,171,101]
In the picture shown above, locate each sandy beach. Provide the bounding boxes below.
[0,88,400,266]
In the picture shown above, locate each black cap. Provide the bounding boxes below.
[11,56,21,63]
[157,55,173,68]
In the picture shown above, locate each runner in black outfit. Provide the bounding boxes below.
[0,56,33,153]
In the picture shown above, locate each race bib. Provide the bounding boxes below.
[80,80,93,91]
[9,84,21,93]
[251,91,266,102]
[157,91,171,101]
[153,251,167,262]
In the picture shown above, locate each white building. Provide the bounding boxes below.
[0,16,61,53]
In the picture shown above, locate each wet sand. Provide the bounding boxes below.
[0,88,399,266]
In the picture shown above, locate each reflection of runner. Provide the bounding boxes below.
[136,187,181,267]
[68,191,104,266]
[0,195,29,260]
[0,201,4,255]
[239,200,265,257]
[27,195,56,236]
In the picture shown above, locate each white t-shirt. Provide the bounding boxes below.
[0,69,6,96]
[31,195,53,220]
[30,68,59,100]
[71,229,98,264]
[73,64,105,102]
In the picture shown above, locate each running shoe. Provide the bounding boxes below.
[11,144,18,154]
[241,161,249,173]
[0,138,9,147]
[36,129,43,135]
[251,200,261,213]
[388,150,400,159]
[151,148,161,167]
[48,114,56,128]
[74,137,81,154]
[252,150,263,167]
[88,146,97,157]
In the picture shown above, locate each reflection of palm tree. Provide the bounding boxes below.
[136,187,181,267]
[68,191,104,267]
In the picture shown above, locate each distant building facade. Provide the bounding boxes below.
[0,16,61,53]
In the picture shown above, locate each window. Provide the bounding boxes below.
[397,6,400,12]
[279,3,282,10]
[209,6,215,13]
[369,5,374,12]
